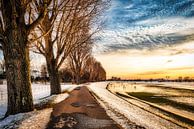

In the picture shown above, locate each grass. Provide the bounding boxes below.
[115,92,194,127]
[146,84,194,94]
[127,92,194,113]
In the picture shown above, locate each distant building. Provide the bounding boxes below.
[109,76,121,81]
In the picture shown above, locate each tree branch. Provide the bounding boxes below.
[26,0,52,34]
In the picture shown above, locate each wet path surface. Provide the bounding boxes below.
[46,86,122,129]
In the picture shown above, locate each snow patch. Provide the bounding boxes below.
[0,108,52,129]
[18,108,52,129]
[0,83,78,118]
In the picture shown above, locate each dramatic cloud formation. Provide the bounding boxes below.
[93,0,194,53]
[93,0,194,79]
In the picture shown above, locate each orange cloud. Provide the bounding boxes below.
[95,41,194,79]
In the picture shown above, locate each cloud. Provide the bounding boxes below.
[169,51,184,56]
[106,0,194,28]
[94,28,194,54]
[94,0,194,54]
[167,66,194,71]
[137,71,167,76]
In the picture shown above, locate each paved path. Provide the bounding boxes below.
[46,86,122,129]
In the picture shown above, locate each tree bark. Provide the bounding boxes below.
[1,0,34,116]
[4,27,33,116]
[46,59,61,95]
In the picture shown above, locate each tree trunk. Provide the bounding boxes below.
[42,17,61,94]
[46,59,61,95]
[75,73,80,85]
[4,28,33,116]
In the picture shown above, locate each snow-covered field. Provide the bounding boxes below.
[108,81,194,106]
[0,83,77,118]
[88,82,193,129]
[0,83,79,129]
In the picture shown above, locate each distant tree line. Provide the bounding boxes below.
[110,77,194,82]
[61,56,106,84]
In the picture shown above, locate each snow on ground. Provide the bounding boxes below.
[32,83,78,102]
[88,82,183,129]
[0,83,78,129]
[0,108,52,129]
[158,82,194,90]
[33,83,78,105]
[0,83,78,118]
[124,81,194,90]
[17,108,52,129]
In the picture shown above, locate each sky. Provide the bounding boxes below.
[93,0,194,79]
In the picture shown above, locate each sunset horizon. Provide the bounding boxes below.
[92,0,194,80]
[96,42,194,79]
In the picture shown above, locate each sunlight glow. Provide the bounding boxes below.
[95,41,194,79]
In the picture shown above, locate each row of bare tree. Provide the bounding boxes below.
[0,0,107,116]
[40,43,106,84]
[63,44,106,84]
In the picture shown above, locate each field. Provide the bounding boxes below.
[108,82,194,128]
[0,82,76,118]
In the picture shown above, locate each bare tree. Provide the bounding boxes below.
[94,61,106,81]
[0,0,51,116]
[68,42,92,84]
[31,0,105,94]
[67,55,106,83]
[85,57,106,81]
